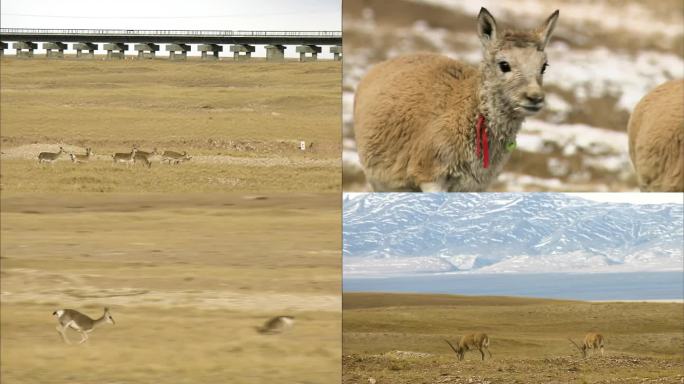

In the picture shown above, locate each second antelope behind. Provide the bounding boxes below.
[445,332,492,361]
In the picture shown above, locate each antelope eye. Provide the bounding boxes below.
[541,62,549,74]
[498,61,511,73]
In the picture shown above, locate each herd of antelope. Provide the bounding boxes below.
[443,331,605,361]
[37,146,192,167]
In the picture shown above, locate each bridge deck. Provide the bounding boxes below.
[0,28,342,45]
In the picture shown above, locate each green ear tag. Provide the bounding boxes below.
[505,141,517,152]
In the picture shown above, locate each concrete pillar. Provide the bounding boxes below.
[134,43,159,59]
[166,43,191,60]
[0,42,7,56]
[230,44,255,61]
[198,44,222,60]
[265,45,286,61]
[329,45,342,61]
[43,42,67,58]
[296,45,321,62]
[104,43,128,59]
[73,43,97,58]
[13,42,37,58]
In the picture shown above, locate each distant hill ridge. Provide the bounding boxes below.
[343,193,683,274]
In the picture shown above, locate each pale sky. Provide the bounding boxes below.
[344,193,684,205]
[0,0,341,58]
[567,193,683,205]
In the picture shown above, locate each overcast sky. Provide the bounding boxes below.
[1,0,340,30]
[1,0,341,57]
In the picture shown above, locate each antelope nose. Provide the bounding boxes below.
[526,91,545,104]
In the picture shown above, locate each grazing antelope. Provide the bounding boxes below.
[53,307,115,344]
[161,150,191,165]
[256,316,295,334]
[445,333,492,361]
[569,333,605,358]
[70,147,93,164]
[112,148,137,166]
[38,146,65,164]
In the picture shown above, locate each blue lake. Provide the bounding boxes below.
[343,271,684,301]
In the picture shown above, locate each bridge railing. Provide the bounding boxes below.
[0,28,341,38]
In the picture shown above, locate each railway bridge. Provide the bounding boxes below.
[0,28,342,61]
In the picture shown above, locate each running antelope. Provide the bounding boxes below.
[256,316,295,334]
[53,307,115,344]
[70,147,93,164]
[161,150,191,165]
[38,146,65,164]
[445,333,492,361]
[569,332,605,358]
[112,148,137,166]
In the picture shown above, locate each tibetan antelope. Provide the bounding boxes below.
[70,147,93,164]
[256,316,295,334]
[161,150,191,165]
[569,332,605,358]
[53,307,115,344]
[354,8,560,191]
[445,332,492,361]
[133,152,152,168]
[38,146,65,164]
[112,148,137,166]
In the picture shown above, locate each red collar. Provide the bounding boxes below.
[475,114,490,169]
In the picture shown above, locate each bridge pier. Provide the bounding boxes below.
[43,42,67,58]
[14,42,37,58]
[166,43,190,60]
[199,44,222,60]
[230,44,255,61]
[73,43,97,58]
[134,43,159,59]
[330,45,342,61]
[296,45,321,62]
[0,42,6,56]
[265,45,286,61]
[104,43,128,59]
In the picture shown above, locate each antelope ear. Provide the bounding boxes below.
[538,10,559,50]
[477,7,498,47]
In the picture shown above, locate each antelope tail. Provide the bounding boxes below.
[444,339,459,356]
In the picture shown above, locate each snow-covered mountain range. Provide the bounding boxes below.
[343,194,683,275]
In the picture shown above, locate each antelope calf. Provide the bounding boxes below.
[445,332,492,361]
[112,148,137,166]
[627,79,684,191]
[38,146,66,164]
[256,315,295,334]
[354,8,559,191]
[70,147,93,164]
[53,307,115,344]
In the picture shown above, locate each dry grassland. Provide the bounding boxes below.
[343,293,684,384]
[0,57,341,192]
[1,193,341,383]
